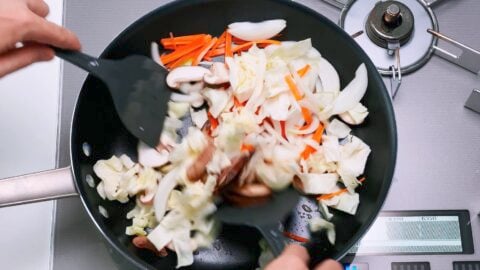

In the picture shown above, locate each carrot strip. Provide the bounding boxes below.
[225,32,233,58]
[283,231,309,243]
[208,112,218,131]
[241,144,255,153]
[233,97,246,108]
[206,47,226,57]
[168,32,177,50]
[317,178,366,201]
[301,107,312,125]
[160,34,207,46]
[300,123,324,160]
[167,49,200,69]
[212,31,226,50]
[160,35,210,65]
[193,37,218,65]
[232,36,249,44]
[232,40,281,53]
[297,64,311,78]
[285,75,303,100]
[280,121,287,140]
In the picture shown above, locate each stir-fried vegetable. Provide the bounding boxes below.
[92,19,371,268]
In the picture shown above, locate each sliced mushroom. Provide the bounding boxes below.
[166,66,211,89]
[216,153,251,190]
[186,138,215,181]
[204,62,230,85]
[132,236,168,256]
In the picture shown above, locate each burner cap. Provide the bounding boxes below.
[365,1,414,48]
[340,0,439,75]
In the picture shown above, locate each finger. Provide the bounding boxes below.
[23,15,81,50]
[281,245,310,264]
[26,0,50,17]
[0,44,54,78]
[314,259,343,270]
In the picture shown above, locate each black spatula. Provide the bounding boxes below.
[55,48,170,148]
[214,188,300,256]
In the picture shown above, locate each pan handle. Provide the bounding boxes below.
[0,167,78,207]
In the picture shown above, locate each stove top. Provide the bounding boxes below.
[53,1,480,269]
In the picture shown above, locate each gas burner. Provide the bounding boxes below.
[339,0,438,76]
[324,0,480,100]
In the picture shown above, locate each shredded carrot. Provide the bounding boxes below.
[284,75,303,100]
[225,32,233,58]
[283,231,309,243]
[241,144,255,153]
[301,107,312,125]
[193,37,218,65]
[280,121,287,140]
[300,123,324,160]
[232,40,281,53]
[232,36,249,44]
[317,177,366,201]
[297,64,311,78]
[168,32,177,50]
[160,35,210,65]
[206,47,226,57]
[263,117,274,127]
[167,49,200,69]
[207,112,219,131]
[212,31,226,50]
[233,97,246,108]
[160,34,207,47]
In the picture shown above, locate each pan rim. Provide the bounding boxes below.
[69,0,397,268]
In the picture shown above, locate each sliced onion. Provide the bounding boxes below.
[288,117,320,135]
[331,64,368,115]
[153,168,181,222]
[228,19,286,41]
[150,42,164,67]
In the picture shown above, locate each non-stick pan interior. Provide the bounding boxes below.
[71,0,396,269]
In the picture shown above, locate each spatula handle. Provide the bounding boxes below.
[53,48,111,80]
[258,223,287,256]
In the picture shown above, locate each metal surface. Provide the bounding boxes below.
[465,89,480,113]
[365,1,414,48]
[428,29,480,75]
[53,0,480,269]
[340,0,438,75]
[0,167,76,207]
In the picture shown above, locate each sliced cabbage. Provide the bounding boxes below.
[190,108,208,128]
[126,200,157,236]
[309,217,336,244]
[339,102,369,125]
[202,88,231,118]
[262,92,292,121]
[322,135,341,162]
[338,135,371,177]
[93,156,138,203]
[329,192,360,215]
[326,118,351,138]
[266,39,312,62]
[318,201,333,220]
[298,173,339,195]
[168,101,190,119]
[206,150,232,175]
[228,19,286,41]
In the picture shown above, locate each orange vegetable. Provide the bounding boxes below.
[207,112,218,131]
[160,35,211,65]
[317,177,366,201]
[167,49,200,69]
[283,231,309,243]
[300,123,324,160]
[297,64,311,77]
[233,97,246,108]
[284,75,303,100]
[241,144,255,153]
[169,32,176,49]
[160,34,207,47]
[232,40,281,53]
[193,37,218,65]
[300,107,312,125]
[206,47,226,58]
[225,32,233,58]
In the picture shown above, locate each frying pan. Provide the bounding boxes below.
[0,0,397,269]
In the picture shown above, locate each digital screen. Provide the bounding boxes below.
[348,211,473,255]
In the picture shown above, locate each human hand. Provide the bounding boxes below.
[265,244,343,270]
[0,0,80,77]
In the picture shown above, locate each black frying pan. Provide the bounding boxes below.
[0,0,397,269]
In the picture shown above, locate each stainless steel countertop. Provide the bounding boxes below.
[54,0,480,269]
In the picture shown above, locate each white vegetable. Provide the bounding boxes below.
[202,88,231,118]
[126,201,157,236]
[190,108,208,128]
[331,64,368,115]
[150,42,164,67]
[204,62,229,84]
[309,217,336,244]
[318,201,333,220]
[153,168,181,222]
[98,205,109,218]
[326,118,351,138]
[298,173,339,195]
[339,102,369,125]
[228,19,286,41]
[329,192,360,215]
[322,135,341,162]
[338,135,371,177]
[137,141,169,168]
[317,58,340,94]
[168,101,190,119]
[93,156,136,203]
[166,66,211,89]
